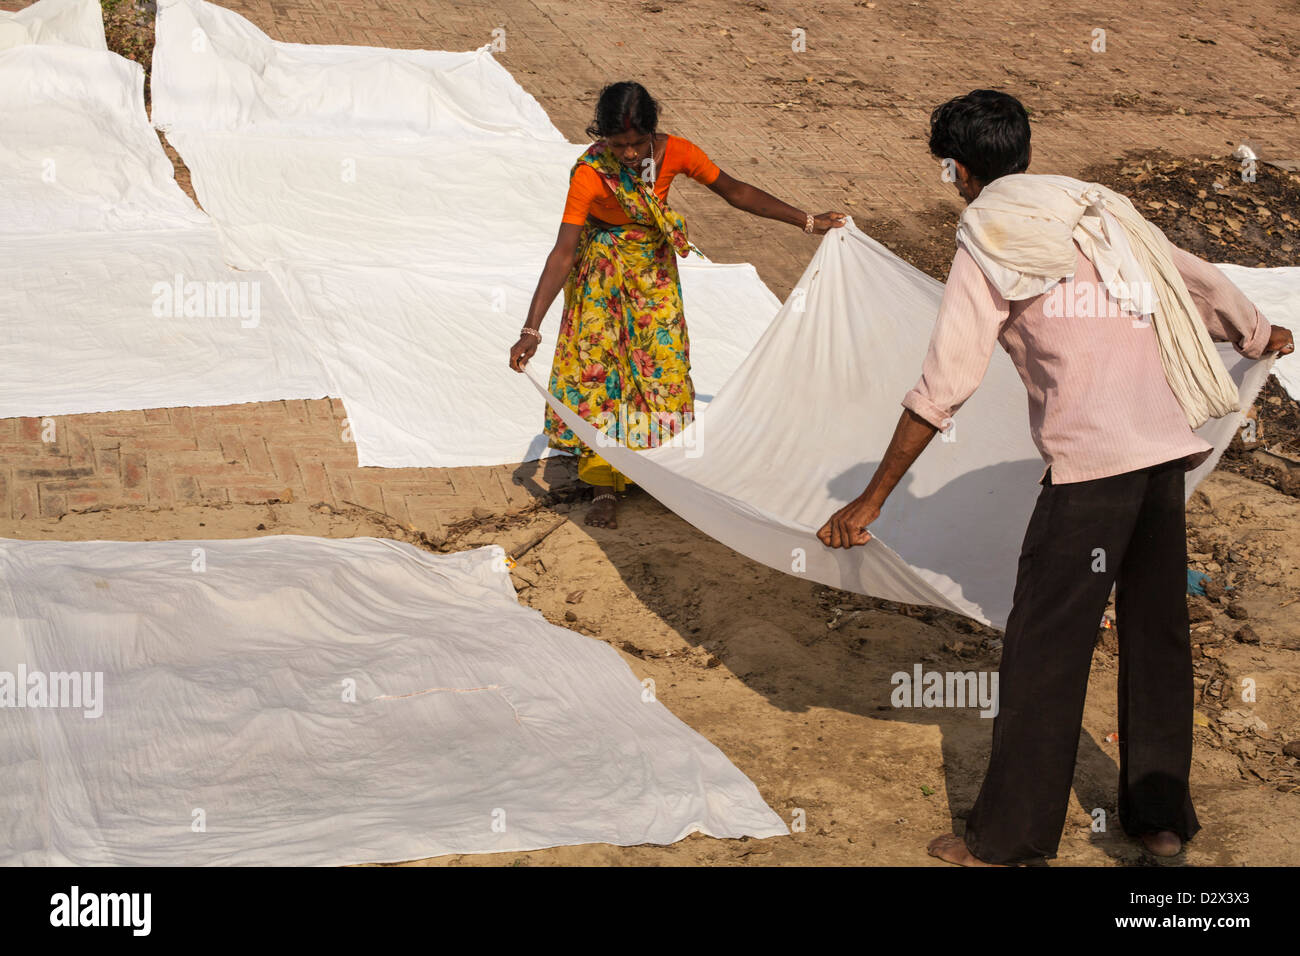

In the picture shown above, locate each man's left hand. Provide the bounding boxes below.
[1267,325,1295,355]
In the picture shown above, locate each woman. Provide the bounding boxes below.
[509,82,845,528]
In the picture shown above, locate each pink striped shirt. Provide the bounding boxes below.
[902,238,1273,484]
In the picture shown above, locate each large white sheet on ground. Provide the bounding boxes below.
[0,535,786,866]
[0,0,330,418]
[150,0,781,467]
[0,0,106,51]
[533,223,1292,629]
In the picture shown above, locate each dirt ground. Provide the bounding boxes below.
[4,0,1299,866]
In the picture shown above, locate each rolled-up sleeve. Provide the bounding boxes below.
[901,244,1010,431]
[1169,243,1272,359]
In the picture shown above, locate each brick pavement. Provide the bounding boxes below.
[0,401,563,533]
[2,0,1298,528]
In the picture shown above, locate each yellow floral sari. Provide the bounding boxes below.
[543,143,700,489]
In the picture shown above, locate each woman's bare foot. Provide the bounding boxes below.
[1139,830,1182,857]
[585,493,618,529]
[927,832,1005,867]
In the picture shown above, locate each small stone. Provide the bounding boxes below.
[471,506,493,519]
[1187,597,1214,624]
[564,610,578,622]
[256,523,266,531]
[565,589,585,604]
[1217,710,1247,733]
[1219,709,1268,734]
[1202,645,1223,659]
[1226,602,1249,620]
[1203,578,1225,601]
[1283,740,1300,760]
[1233,624,1260,645]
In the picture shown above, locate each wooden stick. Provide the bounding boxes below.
[510,518,568,561]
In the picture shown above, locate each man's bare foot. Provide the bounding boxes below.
[927,832,1005,867]
[585,493,618,529]
[1139,830,1182,857]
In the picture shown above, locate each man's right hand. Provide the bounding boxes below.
[817,494,881,549]
[509,334,539,372]
[1267,325,1295,356]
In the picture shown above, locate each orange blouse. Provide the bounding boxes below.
[560,135,721,226]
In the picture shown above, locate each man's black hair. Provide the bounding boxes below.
[928,90,1031,184]
[586,82,659,140]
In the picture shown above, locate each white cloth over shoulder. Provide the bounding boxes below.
[958,174,1241,427]
[0,535,786,865]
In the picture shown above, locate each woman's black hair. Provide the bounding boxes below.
[585,82,659,140]
[928,90,1031,185]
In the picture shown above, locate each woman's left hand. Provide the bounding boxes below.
[811,212,848,235]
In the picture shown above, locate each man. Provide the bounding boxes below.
[817,89,1295,866]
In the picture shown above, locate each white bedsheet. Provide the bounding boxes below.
[0,0,106,51]
[0,535,786,866]
[150,0,782,467]
[533,223,1289,628]
[0,0,331,419]
[1215,263,1300,400]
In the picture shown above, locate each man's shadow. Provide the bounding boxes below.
[515,451,1141,865]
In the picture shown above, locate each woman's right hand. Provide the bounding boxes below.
[509,333,539,372]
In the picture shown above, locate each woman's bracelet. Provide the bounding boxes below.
[520,327,541,340]
[804,213,815,234]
